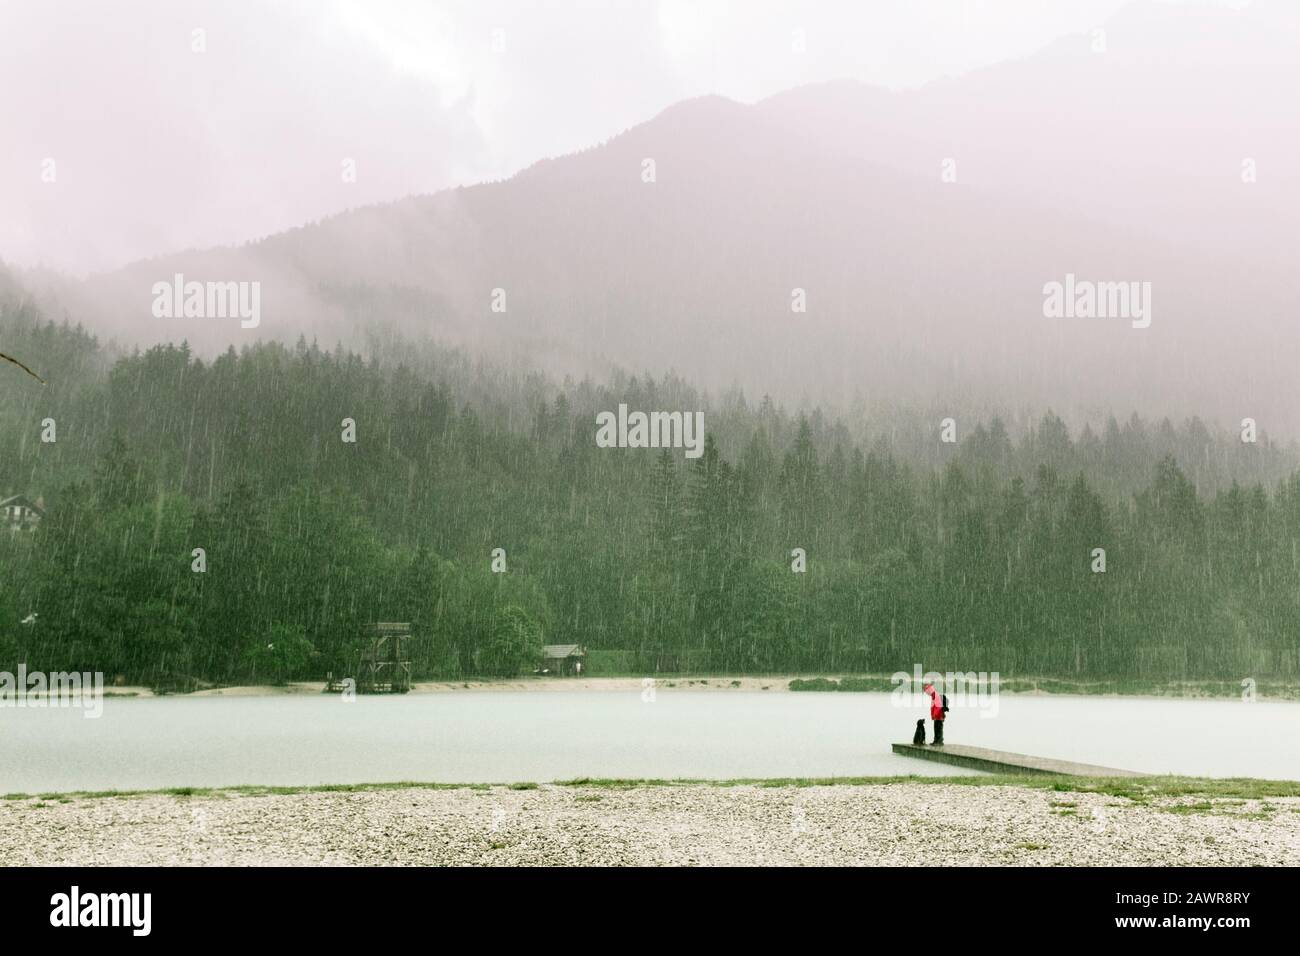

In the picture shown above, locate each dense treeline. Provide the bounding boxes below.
[2,306,1299,685]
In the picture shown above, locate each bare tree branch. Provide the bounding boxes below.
[0,350,46,384]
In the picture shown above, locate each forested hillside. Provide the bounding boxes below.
[3,304,1299,686]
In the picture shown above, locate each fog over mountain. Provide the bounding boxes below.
[8,0,1299,436]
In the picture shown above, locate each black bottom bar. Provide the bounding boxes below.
[0,866,1290,940]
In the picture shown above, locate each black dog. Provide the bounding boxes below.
[912,719,926,745]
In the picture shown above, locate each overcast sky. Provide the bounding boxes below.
[2,0,1160,276]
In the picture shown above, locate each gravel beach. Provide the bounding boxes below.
[4,782,1299,866]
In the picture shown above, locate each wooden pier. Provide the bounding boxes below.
[891,743,1142,777]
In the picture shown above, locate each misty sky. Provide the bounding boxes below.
[0,0,1152,277]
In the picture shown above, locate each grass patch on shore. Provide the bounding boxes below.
[554,774,1300,802]
[1160,797,1279,818]
[5,774,1299,804]
[787,675,1300,700]
[2,781,496,802]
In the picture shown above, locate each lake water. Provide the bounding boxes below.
[4,690,1298,793]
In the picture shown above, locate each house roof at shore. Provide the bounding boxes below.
[541,644,584,659]
[1,495,43,515]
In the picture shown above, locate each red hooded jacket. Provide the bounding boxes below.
[924,683,945,721]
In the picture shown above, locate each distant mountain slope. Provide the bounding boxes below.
[32,0,1300,435]
[759,0,1300,253]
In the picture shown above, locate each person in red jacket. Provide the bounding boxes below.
[924,682,946,746]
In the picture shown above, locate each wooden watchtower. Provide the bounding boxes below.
[355,622,412,693]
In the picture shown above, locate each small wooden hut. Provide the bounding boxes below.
[540,644,587,676]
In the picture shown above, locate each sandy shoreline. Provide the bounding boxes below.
[102,676,793,698]
[96,674,1295,701]
[5,781,1298,866]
